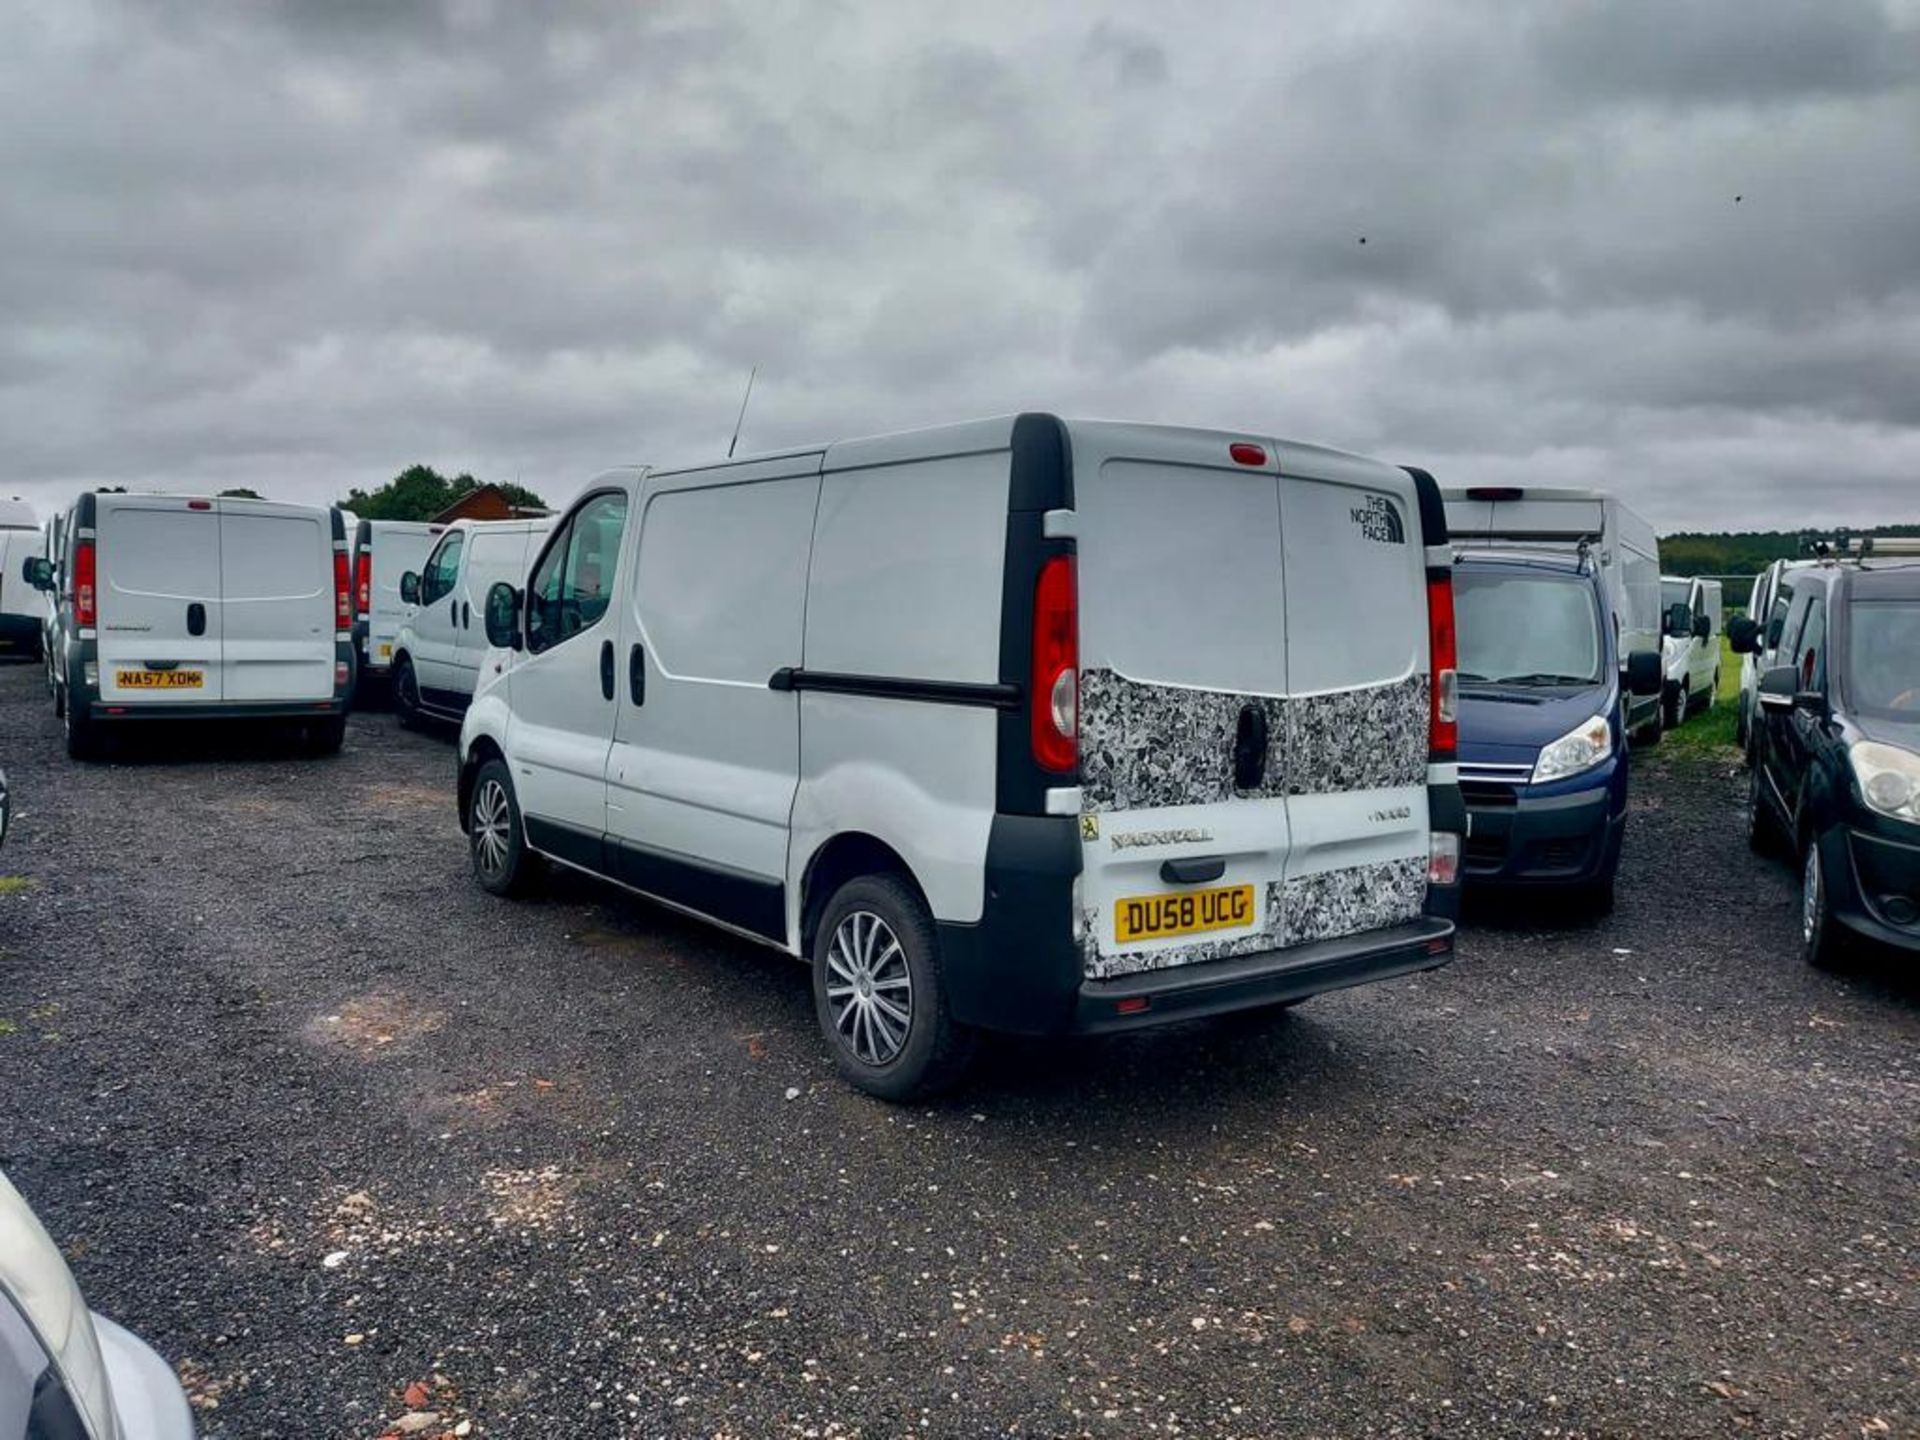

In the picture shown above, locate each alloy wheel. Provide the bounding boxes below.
[472,777,512,878]
[824,910,914,1066]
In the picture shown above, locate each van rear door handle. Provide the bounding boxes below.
[186,602,206,637]
[629,644,646,706]
[599,639,615,700]
[1160,857,1228,885]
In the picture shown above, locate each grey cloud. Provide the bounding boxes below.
[0,0,1915,537]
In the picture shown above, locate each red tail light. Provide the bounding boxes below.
[75,540,97,628]
[1427,573,1458,757]
[355,551,372,619]
[1031,555,1078,773]
[333,550,351,633]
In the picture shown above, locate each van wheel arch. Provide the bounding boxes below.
[800,833,929,957]
[458,735,506,831]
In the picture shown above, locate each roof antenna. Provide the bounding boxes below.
[727,365,758,459]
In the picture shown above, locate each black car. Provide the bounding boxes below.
[1731,554,1920,968]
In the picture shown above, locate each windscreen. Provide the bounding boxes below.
[1846,601,1920,717]
[1456,571,1604,686]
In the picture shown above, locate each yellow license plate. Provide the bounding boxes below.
[117,669,204,690]
[378,643,392,659]
[1115,884,1256,944]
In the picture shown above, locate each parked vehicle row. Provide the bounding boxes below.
[12,438,1909,1096]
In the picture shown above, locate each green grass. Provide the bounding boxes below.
[1660,635,1743,758]
[0,876,35,896]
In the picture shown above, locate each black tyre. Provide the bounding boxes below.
[812,873,975,1102]
[1579,868,1617,916]
[468,757,541,897]
[1637,704,1663,747]
[1801,839,1850,972]
[305,715,347,755]
[1747,767,1784,856]
[51,677,65,720]
[64,696,100,762]
[1662,682,1683,730]
[392,656,423,730]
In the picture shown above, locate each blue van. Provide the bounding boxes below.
[1453,549,1663,911]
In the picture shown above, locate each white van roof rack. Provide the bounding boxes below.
[1799,530,1920,565]
[1452,538,1598,574]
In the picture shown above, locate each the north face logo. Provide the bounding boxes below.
[1350,494,1406,544]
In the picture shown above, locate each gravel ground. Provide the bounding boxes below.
[1,662,1916,1439]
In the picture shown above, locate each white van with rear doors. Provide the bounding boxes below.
[456,415,1465,1099]
[390,517,553,727]
[1658,574,1723,727]
[1444,486,1666,743]
[23,491,353,760]
[0,497,42,662]
[351,518,445,697]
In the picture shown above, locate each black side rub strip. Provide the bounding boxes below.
[769,667,1022,710]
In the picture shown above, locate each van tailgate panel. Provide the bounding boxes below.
[97,501,225,703]
[219,507,333,701]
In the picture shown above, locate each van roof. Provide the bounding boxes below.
[700,413,1402,487]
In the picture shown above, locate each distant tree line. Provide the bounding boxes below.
[340,465,547,523]
[1660,523,1920,580]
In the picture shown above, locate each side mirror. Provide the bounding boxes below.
[1664,602,1692,638]
[1692,612,1712,641]
[1757,664,1799,710]
[483,582,522,651]
[21,556,53,592]
[399,571,420,605]
[1626,650,1663,697]
[1727,616,1760,654]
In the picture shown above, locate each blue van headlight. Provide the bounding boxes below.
[1531,714,1613,784]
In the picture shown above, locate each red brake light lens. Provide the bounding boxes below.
[1031,555,1078,774]
[333,550,351,633]
[75,540,97,628]
[1427,573,1458,758]
[355,551,372,617]
[1229,443,1267,467]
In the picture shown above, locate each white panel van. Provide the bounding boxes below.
[1658,574,1724,726]
[24,492,353,759]
[1444,487,1665,742]
[0,498,41,662]
[456,415,1465,1098]
[389,517,553,726]
[350,519,445,693]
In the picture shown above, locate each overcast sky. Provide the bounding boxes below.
[4,0,1918,532]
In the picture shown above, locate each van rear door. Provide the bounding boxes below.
[1071,426,1430,981]
[370,525,440,668]
[218,501,333,702]
[96,497,225,703]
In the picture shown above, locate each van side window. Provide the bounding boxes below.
[1798,598,1828,692]
[527,492,628,655]
[420,533,464,606]
[1776,589,1811,664]
[1765,583,1795,649]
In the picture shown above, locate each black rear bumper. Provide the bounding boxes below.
[0,613,41,658]
[1072,918,1454,1033]
[80,697,348,721]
